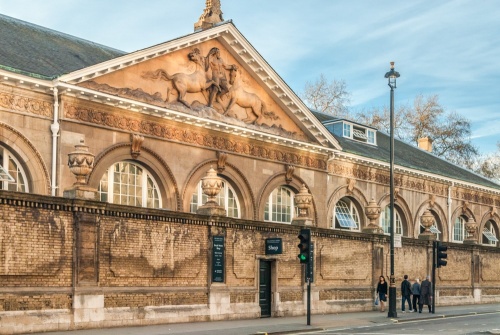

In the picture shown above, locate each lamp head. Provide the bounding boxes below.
[384,61,400,88]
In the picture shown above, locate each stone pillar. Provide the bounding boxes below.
[463,217,478,244]
[419,209,436,241]
[291,184,313,226]
[196,167,226,216]
[363,198,382,234]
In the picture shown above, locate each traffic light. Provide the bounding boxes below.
[297,228,311,264]
[436,241,448,268]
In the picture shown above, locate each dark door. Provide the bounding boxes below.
[259,260,272,317]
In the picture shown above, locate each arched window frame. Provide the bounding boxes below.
[453,216,467,243]
[333,197,360,231]
[264,186,295,224]
[0,145,29,192]
[98,161,161,208]
[190,180,240,218]
[380,205,403,236]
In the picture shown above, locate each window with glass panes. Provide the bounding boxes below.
[264,186,294,223]
[190,180,240,218]
[453,216,466,242]
[380,206,403,235]
[482,220,498,246]
[333,198,360,230]
[0,145,28,192]
[99,161,160,208]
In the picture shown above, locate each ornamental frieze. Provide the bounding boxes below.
[330,161,447,196]
[0,91,52,117]
[452,189,495,206]
[64,104,326,169]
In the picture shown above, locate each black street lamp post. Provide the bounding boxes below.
[384,61,400,318]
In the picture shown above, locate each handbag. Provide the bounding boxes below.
[374,296,379,306]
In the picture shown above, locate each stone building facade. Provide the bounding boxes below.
[0,4,499,334]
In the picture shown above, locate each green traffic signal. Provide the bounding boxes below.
[298,253,307,261]
[297,228,311,264]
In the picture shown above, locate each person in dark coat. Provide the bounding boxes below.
[411,278,421,312]
[376,275,388,312]
[419,275,433,313]
[400,274,413,312]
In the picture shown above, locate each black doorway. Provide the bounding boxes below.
[259,260,272,317]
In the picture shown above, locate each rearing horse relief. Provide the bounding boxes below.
[142,47,279,126]
[142,48,212,108]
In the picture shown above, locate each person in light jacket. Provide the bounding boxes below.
[411,278,421,312]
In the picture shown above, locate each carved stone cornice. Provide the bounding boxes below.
[0,90,52,117]
[64,104,327,170]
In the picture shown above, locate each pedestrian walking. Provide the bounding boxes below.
[411,278,421,312]
[419,275,433,313]
[400,274,413,312]
[376,275,388,312]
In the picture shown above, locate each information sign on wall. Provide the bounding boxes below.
[265,238,282,255]
[212,236,225,282]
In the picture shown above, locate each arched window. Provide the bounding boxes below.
[482,220,499,246]
[333,197,360,231]
[0,145,28,192]
[98,161,161,208]
[453,216,467,242]
[264,186,295,224]
[190,180,240,218]
[380,206,403,236]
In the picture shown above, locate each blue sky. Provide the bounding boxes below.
[2,0,499,154]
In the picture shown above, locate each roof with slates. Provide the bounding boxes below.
[0,13,125,79]
[311,110,500,190]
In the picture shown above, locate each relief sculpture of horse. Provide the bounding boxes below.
[142,48,212,108]
[225,67,267,125]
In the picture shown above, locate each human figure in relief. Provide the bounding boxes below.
[205,47,235,107]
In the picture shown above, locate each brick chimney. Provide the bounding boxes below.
[418,137,433,152]
[194,0,224,31]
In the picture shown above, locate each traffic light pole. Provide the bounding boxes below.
[306,276,311,325]
[432,241,436,314]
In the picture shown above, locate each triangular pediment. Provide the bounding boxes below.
[59,22,340,149]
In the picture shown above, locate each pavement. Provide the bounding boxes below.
[32,303,500,335]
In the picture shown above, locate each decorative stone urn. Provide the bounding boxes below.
[295,184,312,217]
[196,166,226,216]
[362,198,383,234]
[291,184,314,226]
[463,217,478,244]
[63,140,98,200]
[419,209,436,241]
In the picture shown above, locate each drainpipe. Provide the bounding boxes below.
[50,86,60,196]
[447,182,454,241]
